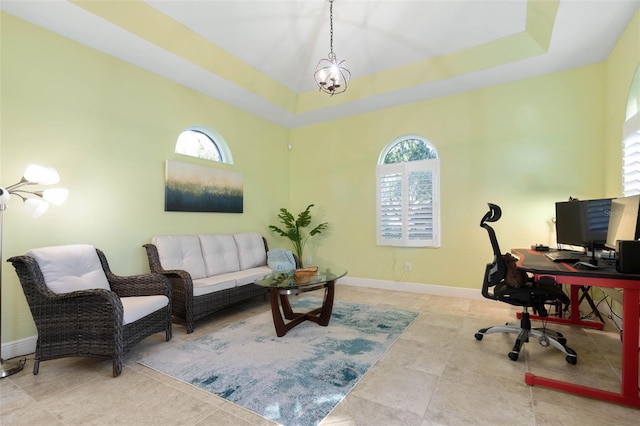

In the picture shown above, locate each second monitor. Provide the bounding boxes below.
[605,195,640,250]
[555,198,612,251]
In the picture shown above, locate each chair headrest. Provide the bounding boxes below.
[480,203,501,227]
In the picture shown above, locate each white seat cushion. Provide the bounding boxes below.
[233,266,273,286]
[152,235,206,280]
[120,295,169,325]
[192,275,237,296]
[233,232,267,270]
[199,234,240,276]
[26,244,110,294]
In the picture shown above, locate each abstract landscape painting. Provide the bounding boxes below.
[165,160,243,213]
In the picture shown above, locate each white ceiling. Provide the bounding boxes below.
[2,0,638,128]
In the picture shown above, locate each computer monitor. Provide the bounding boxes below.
[605,195,640,250]
[555,198,612,249]
[582,198,613,248]
[555,200,584,247]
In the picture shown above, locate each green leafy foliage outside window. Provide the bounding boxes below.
[384,138,437,164]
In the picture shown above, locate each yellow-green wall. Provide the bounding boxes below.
[288,9,639,291]
[1,8,639,348]
[0,13,290,344]
[290,64,608,287]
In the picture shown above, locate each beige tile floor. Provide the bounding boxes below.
[1,285,639,425]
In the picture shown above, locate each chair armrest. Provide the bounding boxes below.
[108,273,171,298]
[35,289,124,340]
[96,249,171,298]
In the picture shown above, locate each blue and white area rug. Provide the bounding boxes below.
[139,298,418,426]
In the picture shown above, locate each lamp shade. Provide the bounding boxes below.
[23,198,49,218]
[41,188,69,206]
[23,165,60,185]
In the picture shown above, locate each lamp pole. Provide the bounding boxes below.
[0,203,26,378]
[0,166,67,378]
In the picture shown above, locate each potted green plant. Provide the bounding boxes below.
[269,204,328,267]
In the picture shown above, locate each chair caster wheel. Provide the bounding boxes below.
[539,335,550,347]
[508,351,519,361]
[475,333,484,341]
[566,355,577,365]
[558,337,567,345]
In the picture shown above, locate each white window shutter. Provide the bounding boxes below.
[377,159,440,247]
[377,163,404,245]
[623,112,640,197]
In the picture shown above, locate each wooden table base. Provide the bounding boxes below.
[268,280,335,337]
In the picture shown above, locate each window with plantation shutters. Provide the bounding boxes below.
[623,112,640,196]
[376,136,440,247]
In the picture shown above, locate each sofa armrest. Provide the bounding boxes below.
[142,243,194,293]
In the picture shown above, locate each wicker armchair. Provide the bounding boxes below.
[8,245,172,377]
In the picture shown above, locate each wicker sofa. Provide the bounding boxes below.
[143,232,272,333]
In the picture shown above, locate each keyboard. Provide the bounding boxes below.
[545,251,583,262]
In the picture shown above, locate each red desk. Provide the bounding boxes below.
[511,249,640,408]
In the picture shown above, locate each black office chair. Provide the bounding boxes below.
[474,203,578,365]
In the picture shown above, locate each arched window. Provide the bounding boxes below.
[175,126,233,164]
[376,135,440,247]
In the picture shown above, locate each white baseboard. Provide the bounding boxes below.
[1,335,36,360]
[339,276,484,300]
[2,277,482,359]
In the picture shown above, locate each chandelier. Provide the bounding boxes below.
[314,0,350,95]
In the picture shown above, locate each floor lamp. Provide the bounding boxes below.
[0,165,68,378]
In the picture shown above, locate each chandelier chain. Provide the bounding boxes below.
[329,0,334,57]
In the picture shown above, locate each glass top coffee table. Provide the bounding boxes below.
[255,267,347,337]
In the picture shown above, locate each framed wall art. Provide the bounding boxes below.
[165,160,243,213]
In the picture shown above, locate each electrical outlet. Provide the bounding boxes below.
[405,262,411,271]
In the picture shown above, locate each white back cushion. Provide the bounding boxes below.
[152,235,206,280]
[233,232,267,270]
[199,234,240,276]
[26,244,110,294]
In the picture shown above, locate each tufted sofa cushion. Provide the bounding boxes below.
[233,232,267,270]
[152,235,206,280]
[199,234,240,276]
[27,244,111,294]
